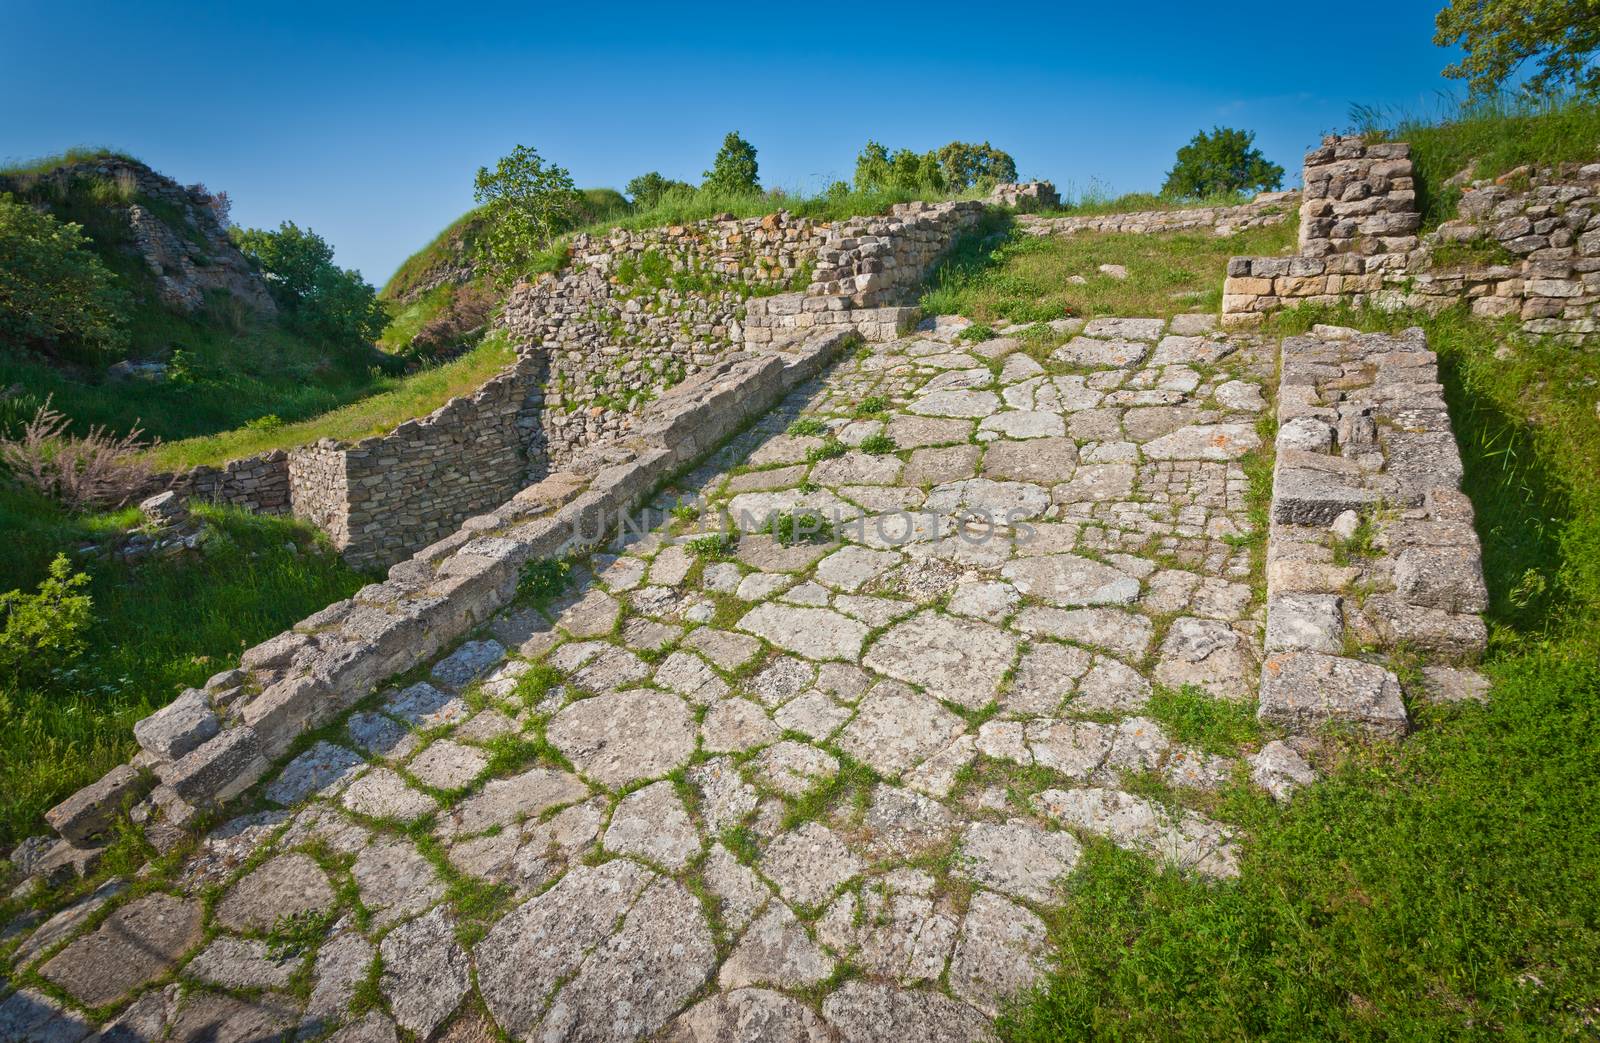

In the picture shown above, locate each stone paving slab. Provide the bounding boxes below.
[8,315,1323,1041]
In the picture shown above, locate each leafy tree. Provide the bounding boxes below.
[1435,0,1600,98]
[625,171,694,209]
[854,141,948,193]
[703,132,760,195]
[0,193,127,359]
[473,144,582,277]
[233,221,388,345]
[1161,127,1285,198]
[936,142,1018,190]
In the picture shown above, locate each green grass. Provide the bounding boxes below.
[0,492,367,846]
[144,333,516,470]
[1354,94,1600,229]
[922,217,1297,322]
[1002,304,1600,1040]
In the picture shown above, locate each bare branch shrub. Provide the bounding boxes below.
[0,396,161,512]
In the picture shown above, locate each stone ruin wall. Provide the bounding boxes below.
[1017,191,1298,238]
[502,200,990,469]
[0,156,277,318]
[500,212,830,468]
[146,353,546,570]
[1224,136,1600,344]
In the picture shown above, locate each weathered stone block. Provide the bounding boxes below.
[45,764,152,844]
[1258,651,1409,738]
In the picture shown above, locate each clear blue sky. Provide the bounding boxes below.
[1,1,1466,286]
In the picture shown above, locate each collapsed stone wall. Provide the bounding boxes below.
[1016,191,1297,238]
[1260,325,1487,738]
[41,329,854,865]
[1,156,277,318]
[1224,137,1600,344]
[146,450,292,514]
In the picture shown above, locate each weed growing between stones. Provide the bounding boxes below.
[804,437,847,463]
[767,509,836,547]
[786,416,827,438]
[857,433,898,456]
[1142,685,1264,757]
[516,558,571,608]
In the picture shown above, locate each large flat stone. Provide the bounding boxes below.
[41,893,203,1007]
[1001,554,1140,607]
[547,688,696,787]
[864,612,1016,710]
[1258,651,1409,738]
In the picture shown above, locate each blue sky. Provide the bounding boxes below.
[1,1,1465,286]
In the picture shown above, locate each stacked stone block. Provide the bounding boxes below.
[144,450,292,514]
[1298,136,1420,263]
[1018,191,1297,238]
[1260,325,1487,737]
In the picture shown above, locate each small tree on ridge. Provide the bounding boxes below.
[1161,127,1285,198]
[474,144,582,278]
[703,132,760,196]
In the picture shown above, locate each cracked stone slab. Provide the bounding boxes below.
[352,836,446,925]
[1265,593,1344,653]
[1153,617,1258,700]
[536,876,717,1042]
[1250,740,1318,802]
[821,981,995,1042]
[1001,554,1141,607]
[407,739,488,790]
[604,780,700,870]
[816,888,956,982]
[761,822,864,908]
[957,819,1082,904]
[340,767,438,822]
[664,988,831,1042]
[737,602,871,660]
[383,682,468,730]
[184,936,297,990]
[430,638,505,691]
[1054,336,1151,368]
[702,698,783,753]
[701,843,772,935]
[379,906,471,1038]
[689,757,761,833]
[1035,786,1238,878]
[436,766,588,837]
[41,893,203,1008]
[751,740,840,796]
[864,612,1017,710]
[835,683,968,775]
[1013,605,1153,657]
[216,852,336,932]
[719,901,834,989]
[475,860,657,1037]
[948,891,1049,1017]
[547,688,696,787]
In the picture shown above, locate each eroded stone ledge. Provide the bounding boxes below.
[1259,324,1487,738]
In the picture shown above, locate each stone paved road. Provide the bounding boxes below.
[5,314,1276,1042]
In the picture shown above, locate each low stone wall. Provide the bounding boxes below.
[1259,325,1487,738]
[1224,139,1600,345]
[40,329,856,861]
[1017,192,1297,238]
[745,200,987,349]
[145,450,292,514]
[293,353,548,570]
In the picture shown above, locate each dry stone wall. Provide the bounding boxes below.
[1260,324,1486,738]
[145,451,292,514]
[1017,191,1297,238]
[1224,138,1600,344]
[506,201,987,468]
[501,212,828,467]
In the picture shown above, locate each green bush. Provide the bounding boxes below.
[0,554,92,688]
[0,193,127,361]
[232,222,388,346]
[472,144,584,280]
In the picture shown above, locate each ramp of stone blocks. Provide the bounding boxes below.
[4,313,1487,1042]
